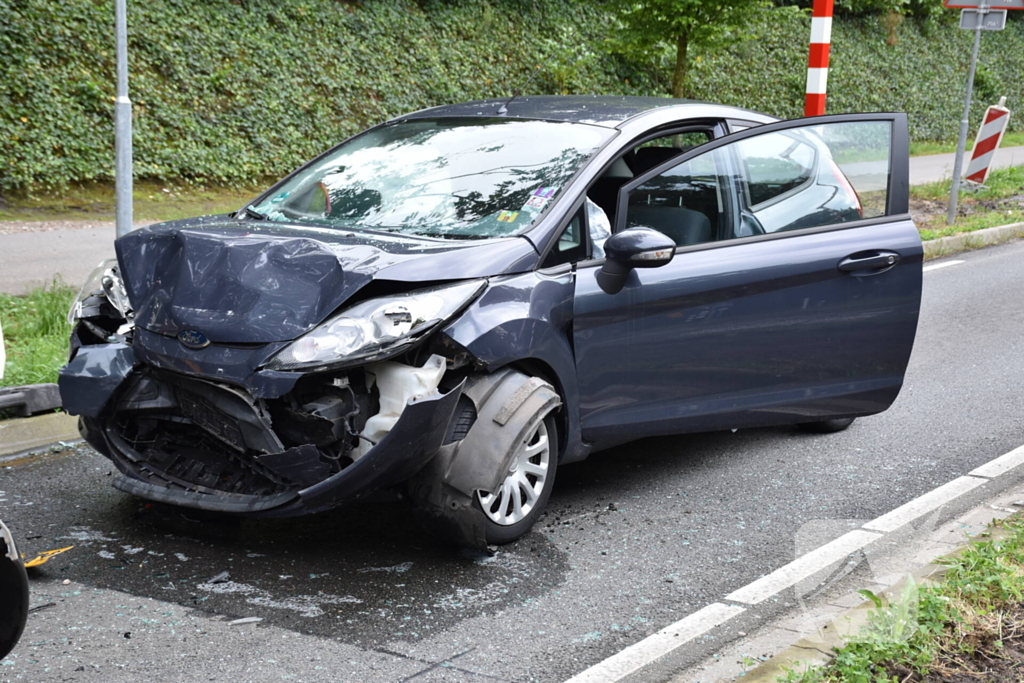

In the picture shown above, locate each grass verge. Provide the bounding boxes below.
[1,280,76,387]
[910,165,1024,240]
[780,517,1024,682]
[0,179,270,224]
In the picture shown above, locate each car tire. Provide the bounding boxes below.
[0,524,29,661]
[798,418,856,434]
[475,409,559,545]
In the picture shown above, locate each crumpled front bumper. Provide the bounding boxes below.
[60,343,464,517]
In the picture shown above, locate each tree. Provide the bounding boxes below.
[603,0,774,98]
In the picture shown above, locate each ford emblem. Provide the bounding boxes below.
[178,329,210,349]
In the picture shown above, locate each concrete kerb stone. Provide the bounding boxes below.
[0,412,80,458]
[923,221,1024,260]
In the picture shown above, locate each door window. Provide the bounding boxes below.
[624,147,728,246]
[621,119,894,245]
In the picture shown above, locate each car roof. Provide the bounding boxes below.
[397,95,771,129]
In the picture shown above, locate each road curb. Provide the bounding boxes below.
[0,412,80,458]
[923,221,1024,260]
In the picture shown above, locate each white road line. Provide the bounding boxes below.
[724,530,880,606]
[970,445,1024,479]
[862,476,988,533]
[922,259,965,272]
[562,603,746,683]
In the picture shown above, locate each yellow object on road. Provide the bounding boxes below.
[22,546,73,568]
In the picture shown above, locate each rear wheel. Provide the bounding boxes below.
[798,418,856,434]
[475,411,558,545]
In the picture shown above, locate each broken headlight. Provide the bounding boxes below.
[68,259,132,323]
[265,280,486,371]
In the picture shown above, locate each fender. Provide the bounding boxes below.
[440,270,590,464]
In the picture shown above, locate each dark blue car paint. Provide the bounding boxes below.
[573,219,922,448]
[59,343,137,417]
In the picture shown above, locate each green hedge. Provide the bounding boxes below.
[2,0,1023,190]
[684,12,1024,141]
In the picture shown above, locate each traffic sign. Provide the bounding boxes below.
[960,8,1008,28]
[945,0,1024,9]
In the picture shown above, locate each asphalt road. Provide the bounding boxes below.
[909,144,1024,185]
[2,241,1023,682]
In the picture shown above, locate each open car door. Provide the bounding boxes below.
[572,113,921,448]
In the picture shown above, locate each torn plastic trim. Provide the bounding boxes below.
[101,379,464,517]
[281,378,465,516]
[112,475,298,514]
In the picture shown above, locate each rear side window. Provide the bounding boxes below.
[737,134,816,207]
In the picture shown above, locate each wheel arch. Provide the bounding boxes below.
[439,270,590,464]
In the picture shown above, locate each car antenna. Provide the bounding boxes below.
[497,66,541,115]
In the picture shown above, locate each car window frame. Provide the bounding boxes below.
[612,112,910,254]
[541,120,726,267]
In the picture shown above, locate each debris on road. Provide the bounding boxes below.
[28,602,56,614]
[207,571,230,584]
[23,545,73,568]
[229,617,263,626]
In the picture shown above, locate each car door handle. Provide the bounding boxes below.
[837,251,900,274]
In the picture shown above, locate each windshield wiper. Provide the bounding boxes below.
[238,206,266,220]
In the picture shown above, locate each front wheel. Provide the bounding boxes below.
[475,411,558,545]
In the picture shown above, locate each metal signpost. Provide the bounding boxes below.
[114,0,133,239]
[944,0,1021,224]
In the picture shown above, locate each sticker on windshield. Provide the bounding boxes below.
[524,195,549,210]
[533,187,556,198]
[497,211,519,223]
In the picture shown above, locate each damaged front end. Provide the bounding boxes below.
[59,256,477,521]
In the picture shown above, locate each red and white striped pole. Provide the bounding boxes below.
[963,96,1011,185]
[805,0,834,116]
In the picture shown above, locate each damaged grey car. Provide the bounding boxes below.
[59,97,922,548]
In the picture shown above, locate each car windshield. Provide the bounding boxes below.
[250,117,613,239]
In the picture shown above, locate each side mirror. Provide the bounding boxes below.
[596,227,676,295]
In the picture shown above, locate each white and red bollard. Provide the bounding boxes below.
[805,0,834,116]
[963,96,1011,185]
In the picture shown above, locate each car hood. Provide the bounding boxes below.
[116,217,539,344]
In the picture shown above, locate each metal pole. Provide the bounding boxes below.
[114,0,133,238]
[947,6,985,225]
